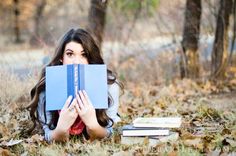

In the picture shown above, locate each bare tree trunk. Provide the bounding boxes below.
[124,0,142,44]
[229,0,236,65]
[211,0,233,79]
[181,0,201,79]
[87,0,108,51]
[13,0,21,43]
[30,0,46,46]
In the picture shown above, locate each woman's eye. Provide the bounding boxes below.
[81,53,87,57]
[67,53,73,57]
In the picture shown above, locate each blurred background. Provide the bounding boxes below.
[0,0,235,85]
[0,1,236,154]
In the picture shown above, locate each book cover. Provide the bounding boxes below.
[46,64,108,111]
[122,124,169,136]
[132,117,181,128]
[121,132,179,147]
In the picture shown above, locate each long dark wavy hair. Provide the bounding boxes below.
[27,28,118,134]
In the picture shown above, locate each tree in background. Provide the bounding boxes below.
[181,0,201,79]
[87,0,108,50]
[13,0,22,43]
[211,0,233,79]
[229,0,236,65]
[108,0,159,42]
[30,0,46,46]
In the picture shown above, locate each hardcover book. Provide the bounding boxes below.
[46,64,108,111]
[122,124,169,137]
[132,117,182,128]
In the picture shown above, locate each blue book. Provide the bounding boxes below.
[45,64,108,111]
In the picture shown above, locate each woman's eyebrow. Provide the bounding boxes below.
[65,49,73,52]
[65,49,85,54]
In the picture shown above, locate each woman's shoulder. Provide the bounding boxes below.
[39,91,46,98]
[108,82,119,92]
[108,82,120,98]
[38,91,46,105]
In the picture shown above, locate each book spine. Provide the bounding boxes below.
[79,64,85,90]
[67,65,74,100]
[74,64,78,96]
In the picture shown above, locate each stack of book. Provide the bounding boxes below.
[121,117,181,146]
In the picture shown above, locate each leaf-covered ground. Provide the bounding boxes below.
[0,69,236,155]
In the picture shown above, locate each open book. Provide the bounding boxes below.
[46,64,108,111]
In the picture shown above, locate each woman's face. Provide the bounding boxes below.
[62,41,88,65]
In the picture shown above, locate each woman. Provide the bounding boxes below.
[28,28,121,142]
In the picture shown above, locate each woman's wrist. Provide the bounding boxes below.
[51,127,69,142]
[86,122,108,140]
[86,124,99,140]
[86,121,100,132]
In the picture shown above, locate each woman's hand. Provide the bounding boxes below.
[52,95,79,141]
[76,90,108,140]
[75,90,99,129]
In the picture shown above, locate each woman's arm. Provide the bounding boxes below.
[50,127,69,142]
[37,91,55,142]
[86,83,122,139]
[85,123,109,140]
[75,90,110,140]
[106,83,121,123]
[38,92,80,142]
[86,120,113,140]
[51,96,81,142]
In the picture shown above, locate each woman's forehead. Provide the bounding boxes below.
[64,41,84,53]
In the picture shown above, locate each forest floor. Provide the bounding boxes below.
[0,46,236,155]
[0,75,236,155]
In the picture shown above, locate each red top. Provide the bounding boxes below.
[58,111,85,135]
[69,116,85,135]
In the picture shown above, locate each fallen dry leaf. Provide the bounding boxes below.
[168,150,177,156]
[0,138,23,147]
[183,138,203,150]
[25,134,44,144]
[0,147,13,156]
[225,138,236,148]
